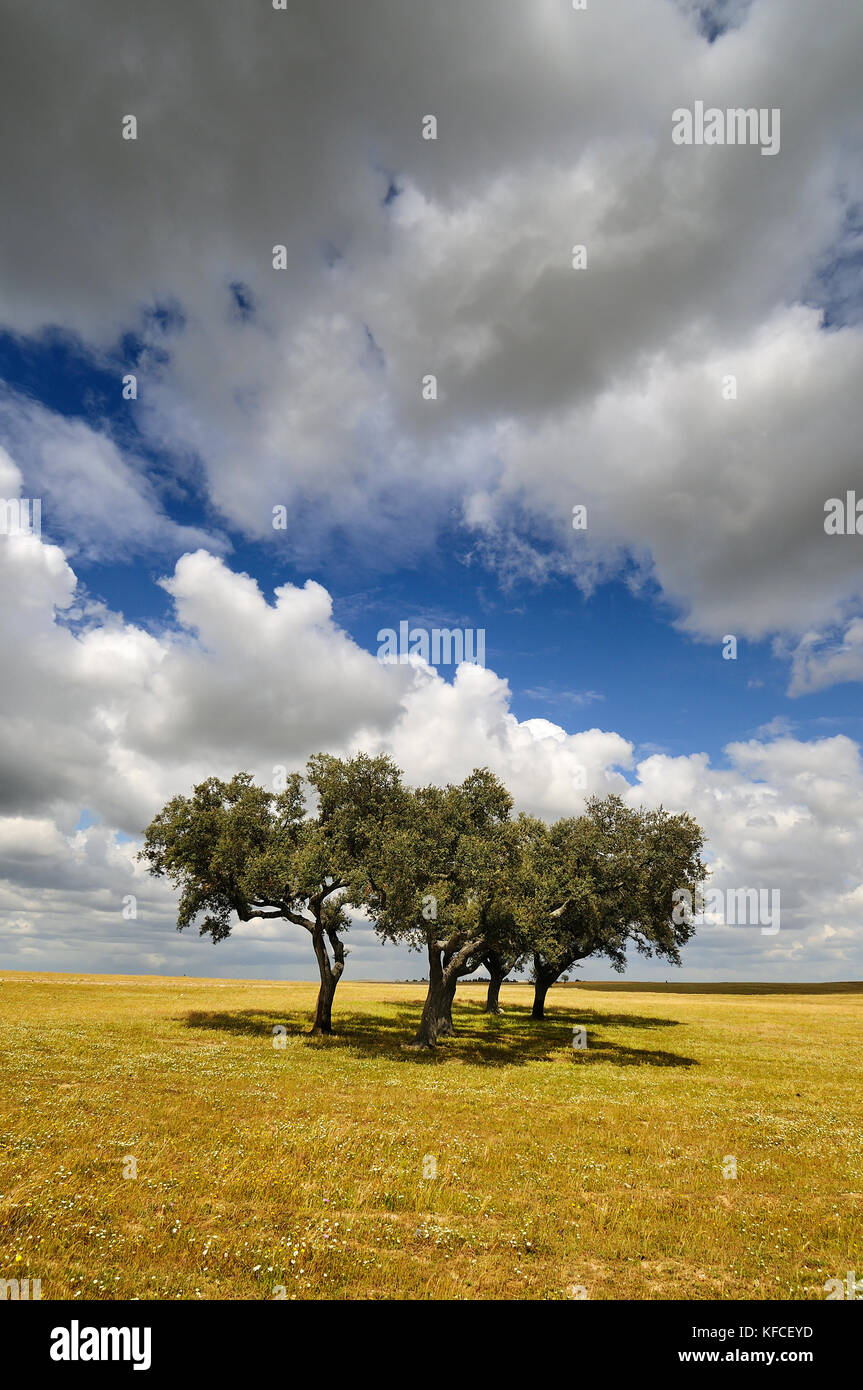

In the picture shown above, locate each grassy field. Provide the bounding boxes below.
[1,972,861,1301]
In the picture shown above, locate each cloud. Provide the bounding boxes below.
[0,0,861,675]
[523,687,605,707]
[0,388,222,562]
[787,619,863,695]
[467,308,863,644]
[631,735,863,961]
[0,534,860,979]
[754,715,796,738]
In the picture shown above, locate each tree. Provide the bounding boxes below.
[476,819,546,1013]
[520,796,706,1019]
[139,753,403,1035]
[480,897,535,1015]
[364,768,519,1048]
[482,948,514,1014]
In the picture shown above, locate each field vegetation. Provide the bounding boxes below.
[1,972,860,1301]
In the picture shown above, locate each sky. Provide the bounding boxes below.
[0,0,862,984]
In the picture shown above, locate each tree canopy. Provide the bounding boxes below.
[514,796,707,1018]
[140,758,706,1044]
[139,752,403,1033]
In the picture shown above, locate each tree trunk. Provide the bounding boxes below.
[483,952,508,1013]
[438,940,487,1035]
[409,946,445,1048]
[409,937,485,1049]
[310,969,337,1035]
[485,972,503,1013]
[531,952,558,1020]
[531,950,582,1020]
[309,923,344,1036]
[437,975,458,1036]
[532,978,551,1020]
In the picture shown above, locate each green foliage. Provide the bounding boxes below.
[140,758,707,1040]
[518,795,708,985]
[362,767,517,957]
[139,754,405,943]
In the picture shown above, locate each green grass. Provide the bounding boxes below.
[1,972,861,1300]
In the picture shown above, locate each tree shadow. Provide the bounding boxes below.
[456,997,681,1031]
[569,1038,697,1068]
[181,1002,697,1070]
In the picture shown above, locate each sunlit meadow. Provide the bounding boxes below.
[1,974,861,1300]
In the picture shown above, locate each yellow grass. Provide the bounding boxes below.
[1,972,861,1300]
